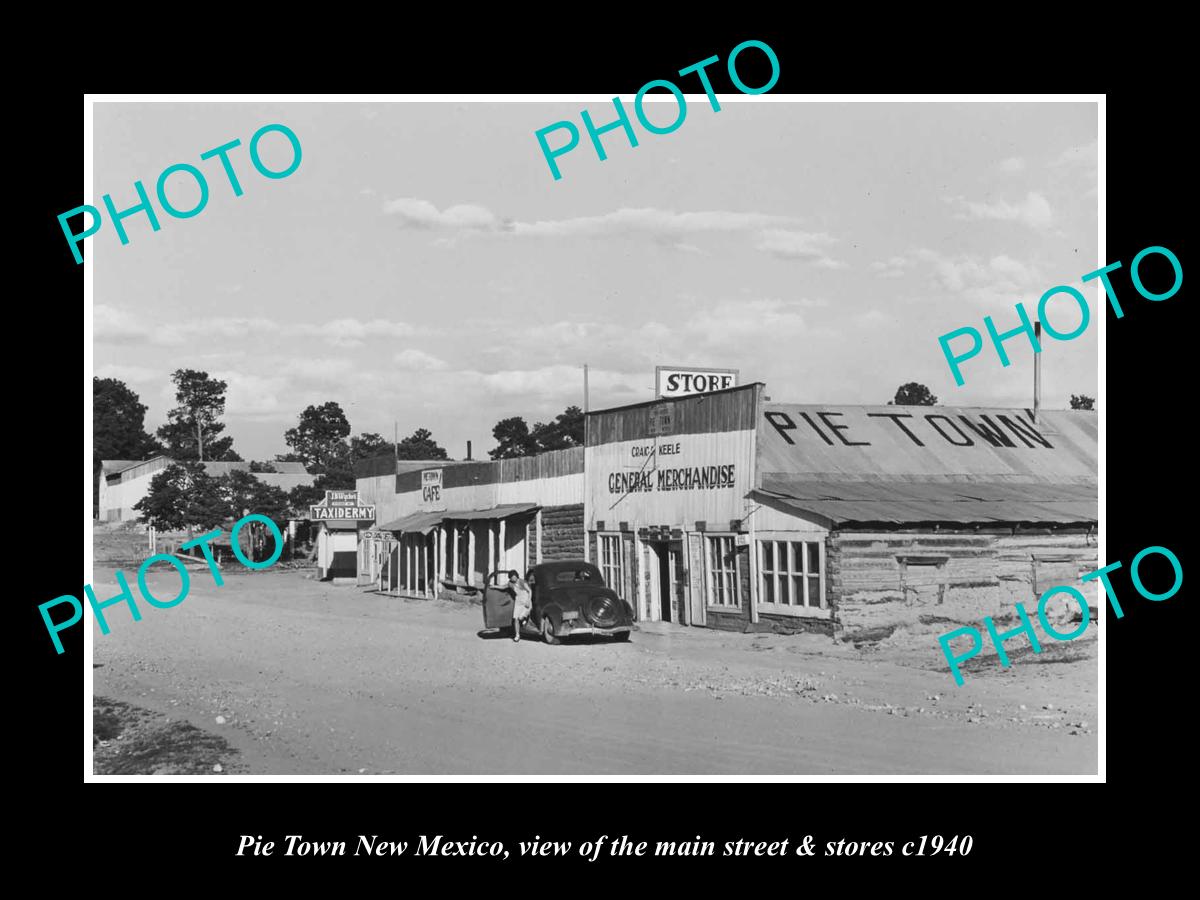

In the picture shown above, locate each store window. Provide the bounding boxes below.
[598,534,624,590]
[758,539,824,608]
[706,535,739,607]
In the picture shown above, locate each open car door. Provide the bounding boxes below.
[482,571,514,630]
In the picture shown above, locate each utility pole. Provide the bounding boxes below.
[394,421,399,460]
[1033,321,1042,424]
[583,363,590,413]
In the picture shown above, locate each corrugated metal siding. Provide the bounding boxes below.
[496,475,583,507]
[361,449,585,530]
[496,447,584,480]
[586,384,760,446]
[401,448,584,493]
[585,429,756,530]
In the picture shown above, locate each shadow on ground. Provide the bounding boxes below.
[93,697,239,775]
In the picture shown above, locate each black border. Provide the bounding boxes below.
[25,25,1188,882]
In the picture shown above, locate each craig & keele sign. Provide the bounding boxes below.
[609,439,737,494]
[656,366,738,399]
[309,490,375,521]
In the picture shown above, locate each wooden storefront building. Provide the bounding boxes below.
[355,448,585,598]
[584,383,1098,636]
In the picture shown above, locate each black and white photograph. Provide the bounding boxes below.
[85,96,1100,777]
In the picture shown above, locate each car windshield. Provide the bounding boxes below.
[554,569,598,583]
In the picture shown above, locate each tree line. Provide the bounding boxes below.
[887,381,1094,410]
[98,371,1097,532]
[95,370,452,528]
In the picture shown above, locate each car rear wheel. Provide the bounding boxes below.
[542,616,560,645]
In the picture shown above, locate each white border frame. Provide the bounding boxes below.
[84,92,1105,783]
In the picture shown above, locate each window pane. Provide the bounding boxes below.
[807,542,820,575]
[789,542,801,575]
[808,575,821,607]
[761,572,773,604]
[791,574,804,606]
[762,541,774,572]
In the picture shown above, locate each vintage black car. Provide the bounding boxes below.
[482,560,634,644]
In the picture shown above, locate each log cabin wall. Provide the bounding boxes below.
[828,528,1099,637]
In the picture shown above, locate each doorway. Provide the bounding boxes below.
[652,541,683,623]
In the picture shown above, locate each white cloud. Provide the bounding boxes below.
[211,371,290,420]
[382,198,500,230]
[94,304,153,344]
[754,230,846,267]
[685,298,815,343]
[278,357,357,383]
[952,191,1054,230]
[871,255,916,278]
[394,349,449,370]
[460,365,641,400]
[915,248,1044,308]
[999,157,1026,174]
[509,207,797,239]
[94,363,159,383]
[854,310,892,328]
[287,318,417,348]
[94,305,426,351]
[381,199,843,264]
[1052,141,1097,168]
[93,304,278,346]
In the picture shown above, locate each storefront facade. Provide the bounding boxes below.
[356,448,585,598]
[310,490,376,582]
[584,386,759,629]
[586,384,1099,636]
[352,384,1097,635]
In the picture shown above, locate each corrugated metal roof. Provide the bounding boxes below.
[758,406,1096,483]
[442,503,539,521]
[100,459,141,473]
[377,511,446,534]
[755,476,1097,526]
[252,472,315,489]
[319,519,361,531]
[270,461,309,474]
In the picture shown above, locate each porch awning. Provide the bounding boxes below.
[442,503,539,522]
[376,510,446,534]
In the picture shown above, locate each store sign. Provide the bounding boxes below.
[421,469,443,503]
[656,366,738,398]
[310,490,375,522]
[609,440,736,495]
[648,403,674,435]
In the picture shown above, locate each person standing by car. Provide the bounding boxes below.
[508,569,533,642]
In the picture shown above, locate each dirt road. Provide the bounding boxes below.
[91,556,1098,775]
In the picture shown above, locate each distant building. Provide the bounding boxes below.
[96,456,315,522]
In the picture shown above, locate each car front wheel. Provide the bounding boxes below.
[542,616,560,645]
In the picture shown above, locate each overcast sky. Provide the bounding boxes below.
[92,100,1098,462]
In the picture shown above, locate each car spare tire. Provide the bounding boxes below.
[588,595,620,628]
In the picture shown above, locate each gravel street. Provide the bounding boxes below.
[91,549,1098,776]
